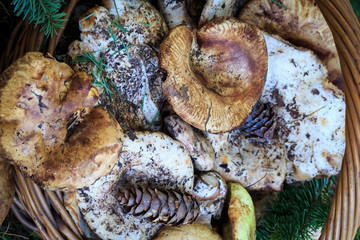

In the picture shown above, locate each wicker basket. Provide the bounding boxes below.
[1,0,359,239]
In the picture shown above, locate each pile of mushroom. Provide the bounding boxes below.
[158,2,345,189]
[65,131,227,239]
[0,0,347,239]
[68,0,168,131]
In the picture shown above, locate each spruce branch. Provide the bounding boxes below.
[11,0,67,37]
[256,177,336,240]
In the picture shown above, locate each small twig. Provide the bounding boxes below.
[1,232,30,239]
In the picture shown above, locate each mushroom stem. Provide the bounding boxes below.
[157,0,195,29]
[165,115,215,171]
[199,0,238,26]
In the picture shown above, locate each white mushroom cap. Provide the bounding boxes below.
[68,3,167,131]
[260,33,345,182]
[102,0,168,48]
[205,130,287,191]
[75,131,194,240]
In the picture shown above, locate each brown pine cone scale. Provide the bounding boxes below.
[118,186,199,226]
[240,102,277,143]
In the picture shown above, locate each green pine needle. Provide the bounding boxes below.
[256,177,336,240]
[11,0,67,37]
[141,93,146,111]
[269,0,288,9]
[139,22,150,26]
[122,40,131,59]
[107,17,129,33]
[150,109,161,127]
[108,26,118,48]
[110,78,122,99]
[73,52,114,102]
[80,12,95,22]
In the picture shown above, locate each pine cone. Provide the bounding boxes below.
[118,186,199,226]
[239,103,277,143]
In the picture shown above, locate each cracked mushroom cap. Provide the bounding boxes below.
[238,0,342,90]
[160,17,267,133]
[0,52,123,191]
[75,131,194,240]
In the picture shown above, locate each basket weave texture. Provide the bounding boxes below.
[1,0,360,239]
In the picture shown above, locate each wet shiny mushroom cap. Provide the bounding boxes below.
[160,17,267,133]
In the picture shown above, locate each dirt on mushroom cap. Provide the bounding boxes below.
[159,17,268,133]
[0,52,124,191]
[238,0,343,90]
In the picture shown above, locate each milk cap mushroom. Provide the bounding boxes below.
[160,17,267,133]
[75,131,194,240]
[238,0,343,90]
[68,3,167,131]
[0,52,124,191]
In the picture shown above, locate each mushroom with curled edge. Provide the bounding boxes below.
[204,33,345,189]
[159,17,268,133]
[259,33,345,182]
[165,115,215,171]
[0,52,123,191]
[72,131,196,240]
[238,0,343,90]
[68,0,168,131]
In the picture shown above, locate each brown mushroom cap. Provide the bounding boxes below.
[0,52,123,191]
[0,157,14,225]
[160,17,267,133]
